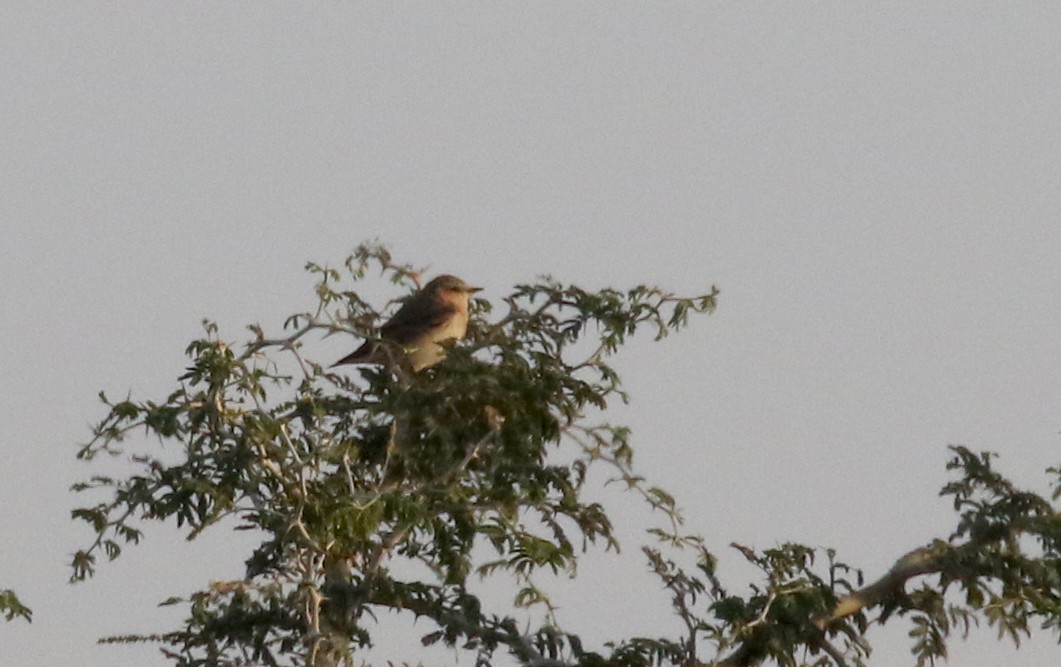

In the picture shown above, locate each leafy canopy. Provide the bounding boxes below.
[70,245,1059,667]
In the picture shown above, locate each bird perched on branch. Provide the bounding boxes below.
[334,274,482,371]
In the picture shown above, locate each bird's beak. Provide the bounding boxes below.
[467,286,483,293]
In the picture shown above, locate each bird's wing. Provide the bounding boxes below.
[332,340,375,366]
[379,299,458,345]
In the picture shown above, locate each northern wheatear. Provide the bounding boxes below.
[334,275,482,371]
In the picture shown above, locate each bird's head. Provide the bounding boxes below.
[425,275,482,300]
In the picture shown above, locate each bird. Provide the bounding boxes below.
[333,274,482,371]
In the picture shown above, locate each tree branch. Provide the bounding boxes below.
[707,511,1059,667]
[814,546,938,630]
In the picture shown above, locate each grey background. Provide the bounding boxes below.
[2,3,1059,665]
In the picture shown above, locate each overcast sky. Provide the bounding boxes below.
[2,4,1060,666]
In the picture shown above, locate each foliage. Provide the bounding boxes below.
[0,588,32,623]
[70,244,1059,667]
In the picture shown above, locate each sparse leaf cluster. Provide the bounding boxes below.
[0,588,32,623]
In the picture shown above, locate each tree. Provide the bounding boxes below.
[71,245,1060,666]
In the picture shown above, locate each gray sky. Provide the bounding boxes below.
[2,3,1060,666]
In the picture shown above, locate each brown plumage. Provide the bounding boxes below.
[334,275,481,371]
